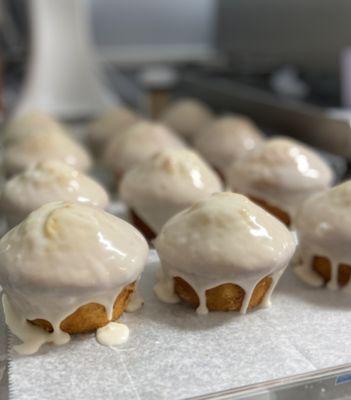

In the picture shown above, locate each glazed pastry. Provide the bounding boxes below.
[227,137,334,225]
[159,98,213,141]
[103,120,185,182]
[120,149,223,239]
[3,125,92,176]
[0,201,148,354]
[194,114,264,179]
[154,192,296,314]
[87,106,140,156]
[2,111,67,142]
[294,181,351,290]
[0,160,109,228]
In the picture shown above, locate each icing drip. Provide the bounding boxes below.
[153,268,180,304]
[154,192,296,314]
[0,202,148,354]
[3,294,70,355]
[96,322,129,347]
[294,181,351,291]
[125,290,144,312]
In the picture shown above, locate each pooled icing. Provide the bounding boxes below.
[0,201,148,354]
[120,149,223,233]
[160,98,213,140]
[96,322,129,346]
[87,107,140,152]
[3,127,92,175]
[227,137,334,219]
[194,115,264,174]
[154,192,296,314]
[103,121,185,177]
[0,160,109,228]
[294,180,351,291]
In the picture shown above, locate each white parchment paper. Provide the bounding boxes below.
[6,248,351,400]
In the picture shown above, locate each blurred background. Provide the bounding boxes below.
[2,0,351,155]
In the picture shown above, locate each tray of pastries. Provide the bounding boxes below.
[0,101,351,399]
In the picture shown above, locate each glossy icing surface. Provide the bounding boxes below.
[103,121,185,176]
[154,192,296,314]
[294,181,351,291]
[228,137,334,218]
[0,202,149,354]
[194,115,264,174]
[120,149,223,233]
[160,98,213,140]
[0,160,109,227]
[3,126,92,175]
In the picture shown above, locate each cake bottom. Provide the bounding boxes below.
[30,282,135,334]
[312,256,351,287]
[174,276,272,312]
[130,209,156,241]
[249,196,291,226]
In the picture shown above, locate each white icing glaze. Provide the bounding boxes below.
[0,201,148,354]
[3,294,70,355]
[3,125,92,176]
[125,289,144,312]
[87,107,140,154]
[154,192,296,314]
[120,149,223,233]
[159,98,213,140]
[227,137,334,219]
[3,111,68,143]
[194,115,264,174]
[0,160,109,228]
[294,180,351,291]
[102,121,185,177]
[96,322,129,346]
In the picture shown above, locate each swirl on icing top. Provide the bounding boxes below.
[160,98,214,140]
[194,115,264,173]
[103,121,185,175]
[228,137,334,217]
[294,181,351,290]
[0,160,109,227]
[3,128,92,175]
[120,149,223,233]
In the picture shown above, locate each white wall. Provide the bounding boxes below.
[90,0,216,64]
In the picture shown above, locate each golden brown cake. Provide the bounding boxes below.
[0,201,148,354]
[154,192,296,314]
[294,180,351,290]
